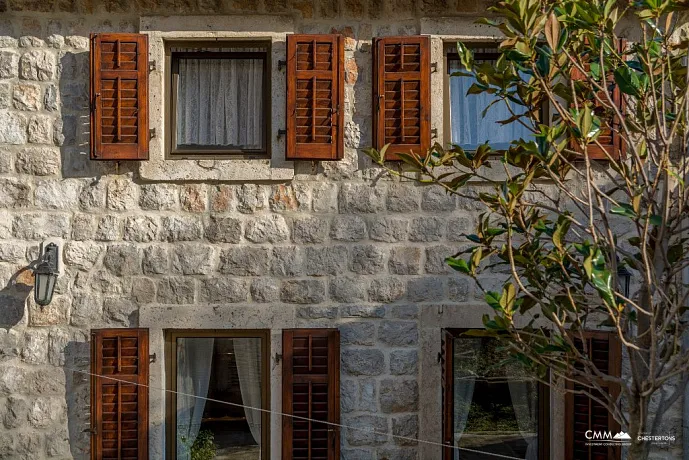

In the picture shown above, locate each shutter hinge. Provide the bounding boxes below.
[149,353,157,363]
[431,128,438,139]
[83,427,97,434]
[150,128,157,139]
[431,62,438,73]
[274,352,282,363]
[149,60,156,72]
[277,129,287,138]
[437,352,442,363]
[278,59,287,71]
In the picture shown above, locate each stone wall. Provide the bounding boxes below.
[0,1,684,460]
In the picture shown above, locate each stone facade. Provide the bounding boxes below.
[0,1,684,459]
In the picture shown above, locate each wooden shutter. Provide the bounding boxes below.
[570,40,626,160]
[373,36,431,160]
[90,33,149,161]
[441,329,455,460]
[565,331,621,460]
[282,329,340,460]
[286,35,344,161]
[91,328,149,460]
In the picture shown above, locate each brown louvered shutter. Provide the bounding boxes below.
[441,329,455,460]
[570,40,626,160]
[90,33,149,161]
[286,35,344,161]
[283,329,340,460]
[565,331,621,460]
[373,36,431,160]
[91,329,149,460]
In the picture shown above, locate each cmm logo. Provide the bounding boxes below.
[585,431,632,442]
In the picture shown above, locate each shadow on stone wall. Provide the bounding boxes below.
[64,339,93,459]
[0,266,34,329]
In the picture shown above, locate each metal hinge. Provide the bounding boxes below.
[150,128,156,139]
[278,60,287,71]
[431,62,438,73]
[277,129,287,138]
[149,60,156,72]
[431,128,438,139]
[149,353,157,363]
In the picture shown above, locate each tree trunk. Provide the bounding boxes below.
[627,439,650,460]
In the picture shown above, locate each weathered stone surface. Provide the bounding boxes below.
[270,247,303,276]
[171,243,216,275]
[219,247,268,276]
[0,51,19,78]
[344,415,388,446]
[28,295,69,326]
[341,322,376,345]
[198,277,248,303]
[34,178,81,210]
[342,349,384,376]
[156,277,195,304]
[377,447,418,460]
[236,184,267,213]
[29,397,64,428]
[280,279,326,304]
[380,379,418,412]
[3,396,29,429]
[369,217,408,242]
[142,245,169,275]
[292,216,328,244]
[210,184,234,212]
[13,213,70,239]
[389,350,418,375]
[103,244,141,276]
[27,114,52,144]
[305,246,348,276]
[0,111,27,144]
[342,379,357,413]
[95,215,120,241]
[270,183,309,211]
[379,321,418,346]
[12,83,41,110]
[180,184,207,212]
[341,304,386,318]
[139,184,178,210]
[408,216,444,242]
[21,329,49,364]
[331,215,366,241]
[0,82,10,109]
[296,306,338,319]
[15,147,60,175]
[107,178,138,211]
[350,245,386,274]
[0,242,25,264]
[368,277,405,303]
[407,277,444,302]
[19,50,56,81]
[449,277,470,302]
[329,276,368,302]
[70,292,103,327]
[388,247,420,275]
[421,186,456,212]
[160,216,202,241]
[104,298,138,325]
[392,414,418,445]
[43,83,58,111]
[387,184,420,212]
[311,182,338,213]
[339,183,385,213]
[131,277,156,304]
[425,245,454,274]
[123,216,160,242]
[245,214,289,243]
[250,278,280,303]
[64,241,102,270]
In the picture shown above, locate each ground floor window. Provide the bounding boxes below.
[442,330,549,460]
[166,330,270,460]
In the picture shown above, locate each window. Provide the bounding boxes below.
[166,330,270,460]
[442,330,549,460]
[445,46,535,151]
[168,43,269,157]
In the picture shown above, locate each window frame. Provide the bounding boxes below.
[443,43,548,152]
[442,328,551,460]
[165,40,271,159]
[164,329,271,460]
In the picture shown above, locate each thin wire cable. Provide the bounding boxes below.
[65,365,527,460]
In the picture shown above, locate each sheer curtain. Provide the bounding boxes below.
[233,338,262,456]
[508,378,539,460]
[176,50,263,149]
[176,338,215,460]
[448,59,532,150]
[453,372,476,460]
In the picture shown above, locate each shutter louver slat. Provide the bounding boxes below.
[373,36,431,160]
[283,329,340,460]
[90,33,149,161]
[441,329,455,460]
[565,331,621,460]
[286,35,344,161]
[91,329,149,460]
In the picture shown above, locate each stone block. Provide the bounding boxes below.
[305,246,348,276]
[331,215,366,241]
[34,178,82,210]
[64,241,102,270]
[387,184,420,212]
[160,216,202,242]
[378,321,418,346]
[209,184,234,212]
[198,277,249,303]
[369,217,408,242]
[236,184,267,213]
[123,216,160,243]
[205,216,242,243]
[171,243,216,275]
[0,242,25,263]
[377,447,418,460]
[131,277,156,304]
[341,322,376,345]
[425,245,454,274]
[13,213,70,239]
[95,215,120,241]
[339,183,385,213]
[107,178,139,211]
[449,277,470,301]
[341,305,386,318]
[43,83,58,111]
[70,292,103,327]
[0,82,10,109]
[27,114,52,144]
[12,83,42,110]
[408,216,444,242]
[142,245,169,275]
[270,183,309,211]
[380,379,418,412]
[3,396,29,429]
[78,180,107,210]
[312,182,338,213]
[388,247,421,275]
[329,276,368,302]
[250,278,280,303]
[368,277,405,303]
[245,214,289,243]
[392,414,418,445]
[19,50,56,81]
[139,184,178,210]
[29,397,65,428]
[350,244,386,274]
[390,350,418,375]
[0,51,19,78]
[296,306,338,319]
[15,146,60,175]
[103,244,141,276]
[292,216,328,244]
[421,186,456,212]
[342,349,384,376]
[156,277,195,304]
[341,379,357,413]
[180,184,207,212]
[407,277,444,302]
[0,111,28,144]
[270,247,303,276]
[104,298,138,326]
[280,279,326,304]
[447,215,474,240]
[21,329,48,364]
[219,247,269,276]
[344,415,388,446]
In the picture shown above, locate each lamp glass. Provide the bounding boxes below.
[34,262,57,306]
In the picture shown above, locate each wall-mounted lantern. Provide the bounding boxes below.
[617,264,632,299]
[33,243,59,306]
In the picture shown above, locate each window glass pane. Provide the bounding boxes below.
[448,55,533,150]
[174,47,265,151]
[176,337,263,460]
[453,336,539,459]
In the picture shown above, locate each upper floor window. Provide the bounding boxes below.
[445,46,534,151]
[168,43,269,157]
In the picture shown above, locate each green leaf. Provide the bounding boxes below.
[544,12,561,51]
[485,291,502,310]
[446,257,470,274]
[610,203,637,219]
[614,67,641,96]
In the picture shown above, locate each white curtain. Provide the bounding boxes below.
[234,338,263,456]
[508,379,539,460]
[177,52,263,149]
[448,60,532,150]
[453,373,476,460]
[176,338,215,460]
